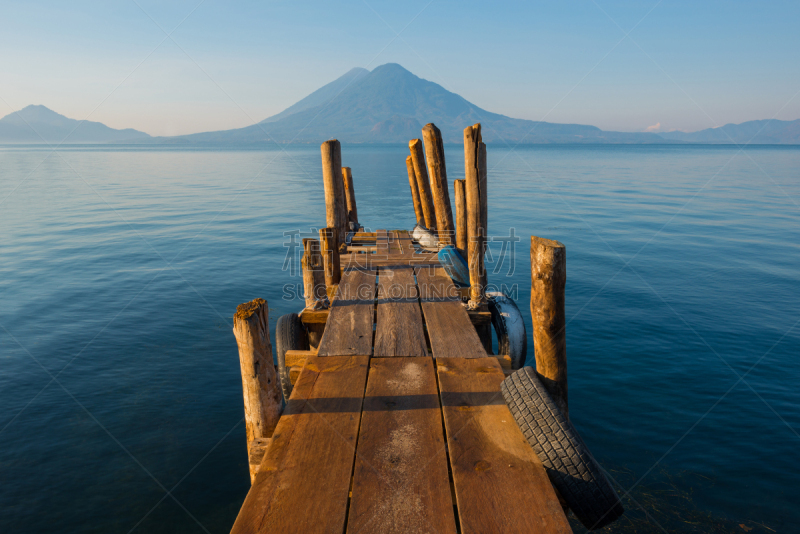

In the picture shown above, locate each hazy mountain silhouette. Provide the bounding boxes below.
[260,67,369,124]
[0,105,150,143]
[659,119,800,144]
[155,63,669,144]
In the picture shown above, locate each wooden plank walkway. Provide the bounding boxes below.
[233,230,571,534]
[230,355,369,534]
[347,358,456,534]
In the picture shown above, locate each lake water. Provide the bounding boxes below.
[1,144,798,533]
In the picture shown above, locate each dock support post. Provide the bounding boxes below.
[530,236,568,417]
[321,140,348,247]
[464,123,486,309]
[320,227,341,299]
[454,178,467,258]
[302,237,327,348]
[341,166,358,230]
[479,141,488,289]
[406,156,424,224]
[422,123,455,244]
[409,139,437,231]
[233,298,281,483]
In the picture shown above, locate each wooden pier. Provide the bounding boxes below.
[228,123,622,533]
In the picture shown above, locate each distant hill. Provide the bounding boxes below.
[0,105,150,143]
[155,63,668,145]
[659,119,800,144]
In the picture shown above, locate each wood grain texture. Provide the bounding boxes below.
[316,268,376,356]
[409,138,437,231]
[422,123,455,244]
[464,124,486,306]
[406,155,425,224]
[454,178,467,258]
[415,266,486,359]
[233,299,282,446]
[342,166,358,227]
[321,140,348,242]
[347,358,457,534]
[374,268,428,357]
[231,355,369,534]
[302,238,326,307]
[436,357,572,534]
[320,227,341,287]
[530,235,568,416]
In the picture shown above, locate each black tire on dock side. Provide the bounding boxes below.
[275,313,309,403]
[501,367,624,530]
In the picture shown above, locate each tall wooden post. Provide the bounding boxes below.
[233,298,281,483]
[320,227,341,299]
[341,166,358,230]
[464,124,486,308]
[454,178,467,257]
[478,141,488,289]
[406,156,424,224]
[409,139,437,231]
[422,123,455,245]
[321,140,347,245]
[530,236,568,417]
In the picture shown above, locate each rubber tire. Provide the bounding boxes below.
[501,367,624,530]
[275,313,309,403]
[486,291,527,369]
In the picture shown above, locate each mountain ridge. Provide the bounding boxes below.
[659,119,800,144]
[0,105,150,143]
[150,63,670,145]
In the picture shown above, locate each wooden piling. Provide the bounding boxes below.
[320,227,341,297]
[409,139,437,231]
[464,124,486,308]
[406,156,424,224]
[454,178,467,257]
[342,166,358,229]
[422,123,455,245]
[302,238,327,348]
[233,298,281,483]
[530,236,568,417]
[479,141,488,289]
[321,140,348,244]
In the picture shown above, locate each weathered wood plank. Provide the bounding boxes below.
[316,269,376,357]
[436,357,572,534]
[374,268,428,357]
[376,229,389,255]
[231,355,370,534]
[415,266,486,358]
[347,358,457,534]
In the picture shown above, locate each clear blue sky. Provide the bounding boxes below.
[2,0,799,136]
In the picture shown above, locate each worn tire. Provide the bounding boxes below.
[486,291,527,369]
[501,367,624,530]
[275,313,308,403]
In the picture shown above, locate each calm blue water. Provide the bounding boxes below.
[1,144,798,533]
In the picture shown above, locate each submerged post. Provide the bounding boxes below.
[406,156,424,224]
[530,236,568,417]
[233,298,281,483]
[321,140,348,246]
[464,124,486,308]
[320,227,341,298]
[454,178,467,258]
[422,123,455,244]
[409,139,437,231]
[341,166,358,230]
